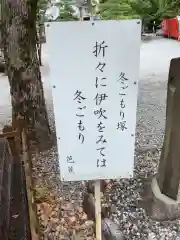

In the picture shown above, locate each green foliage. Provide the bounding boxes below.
[37,0,50,23]
[37,0,50,12]
[130,0,180,21]
[98,0,180,22]
[56,2,78,21]
[98,0,139,19]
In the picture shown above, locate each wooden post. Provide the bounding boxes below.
[95,180,102,240]
[157,57,180,200]
[0,125,32,239]
[21,124,40,240]
[79,10,102,239]
[0,138,12,240]
[2,125,19,156]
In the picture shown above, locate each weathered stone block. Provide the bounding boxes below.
[150,178,180,221]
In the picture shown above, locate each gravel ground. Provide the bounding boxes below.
[1,39,180,239]
[31,78,180,240]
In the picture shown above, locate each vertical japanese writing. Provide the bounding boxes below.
[116,72,129,131]
[68,89,87,175]
[74,90,87,144]
[93,41,108,168]
[66,156,75,174]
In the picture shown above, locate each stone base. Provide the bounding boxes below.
[150,178,180,221]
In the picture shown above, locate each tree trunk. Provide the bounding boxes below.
[1,0,52,152]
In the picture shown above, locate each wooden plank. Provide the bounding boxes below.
[8,155,31,240]
[21,128,40,240]
[0,139,12,240]
[2,125,20,156]
[0,122,33,239]
[0,124,31,240]
[157,57,180,200]
[0,131,18,139]
[94,180,102,240]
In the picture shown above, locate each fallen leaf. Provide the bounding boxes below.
[81,212,87,220]
[69,216,76,224]
[78,207,84,213]
[40,202,52,226]
[60,218,65,224]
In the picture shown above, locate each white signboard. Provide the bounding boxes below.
[46,20,141,181]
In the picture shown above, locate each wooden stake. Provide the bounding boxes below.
[79,6,102,239]
[157,58,180,200]
[94,180,101,240]
[22,128,40,240]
